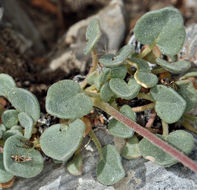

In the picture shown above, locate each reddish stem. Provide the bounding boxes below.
[93,99,197,173]
[145,109,156,128]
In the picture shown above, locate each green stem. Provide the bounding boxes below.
[132,103,155,112]
[92,97,197,173]
[137,93,154,101]
[162,120,169,137]
[89,129,103,159]
[81,49,98,89]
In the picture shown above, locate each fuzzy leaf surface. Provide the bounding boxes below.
[40,119,85,161]
[8,88,40,122]
[46,80,92,119]
[97,145,125,185]
[3,135,44,178]
[150,85,186,123]
[134,7,185,55]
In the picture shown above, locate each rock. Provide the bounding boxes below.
[6,128,197,190]
[48,0,126,74]
[182,24,197,65]
[2,0,45,55]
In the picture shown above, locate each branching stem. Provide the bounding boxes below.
[92,97,197,173]
[132,103,155,112]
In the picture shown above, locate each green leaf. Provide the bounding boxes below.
[8,88,40,122]
[139,130,194,167]
[150,85,186,123]
[156,58,191,74]
[84,18,101,54]
[180,71,197,80]
[99,45,134,67]
[0,153,14,183]
[3,135,44,178]
[46,80,93,119]
[134,7,185,56]
[2,109,18,129]
[97,145,125,185]
[98,68,111,85]
[121,135,141,159]
[100,82,115,102]
[3,130,23,140]
[66,154,83,176]
[0,124,6,132]
[109,78,141,100]
[86,71,100,89]
[135,71,158,88]
[40,119,85,161]
[0,74,16,97]
[108,105,135,138]
[131,58,158,88]
[176,80,197,112]
[18,112,34,140]
[110,65,127,79]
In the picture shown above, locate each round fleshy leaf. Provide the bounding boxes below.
[86,71,100,90]
[3,130,23,140]
[131,58,158,88]
[97,145,125,185]
[156,58,191,74]
[108,105,135,138]
[150,85,186,123]
[121,135,141,159]
[99,45,134,67]
[110,65,127,79]
[3,135,44,178]
[18,112,33,140]
[66,154,83,176]
[46,80,92,119]
[134,7,185,56]
[98,68,111,86]
[0,153,14,183]
[180,71,197,80]
[2,110,18,129]
[135,71,158,88]
[8,88,40,122]
[40,119,85,161]
[139,130,194,167]
[0,74,16,97]
[109,78,141,100]
[0,124,6,132]
[10,125,23,132]
[176,80,197,112]
[84,18,101,54]
[100,82,115,102]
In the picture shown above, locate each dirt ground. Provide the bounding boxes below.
[0,0,197,112]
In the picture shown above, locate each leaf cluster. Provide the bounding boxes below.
[0,7,197,186]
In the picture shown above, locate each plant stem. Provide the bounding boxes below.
[137,93,154,101]
[132,103,155,112]
[138,43,155,59]
[162,120,169,137]
[89,129,103,159]
[182,120,197,135]
[145,110,156,128]
[92,97,197,173]
[81,49,98,89]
